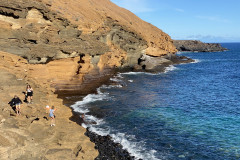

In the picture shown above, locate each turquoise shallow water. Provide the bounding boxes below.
[72,43,240,160]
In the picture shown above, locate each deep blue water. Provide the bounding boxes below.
[71,43,240,160]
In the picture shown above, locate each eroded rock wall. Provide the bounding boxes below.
[0,0,109,63]
[40,0,177,56]
[0,0,178,93]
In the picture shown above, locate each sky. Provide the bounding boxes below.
[111,0,240,42]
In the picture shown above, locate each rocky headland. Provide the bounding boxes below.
[0,0,194,159]
[173,40,227,52]
[0,0,180,95]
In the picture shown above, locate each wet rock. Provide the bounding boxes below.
[85,128,136,160]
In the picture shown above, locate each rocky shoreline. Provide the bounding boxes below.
[0,0,201,159]
[173,40,227,52]
[0,42,193,159]
[0,50,193,159]
[85,128,136,160]
[62,54,195,160]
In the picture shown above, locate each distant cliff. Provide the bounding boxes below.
[173,40,227,52]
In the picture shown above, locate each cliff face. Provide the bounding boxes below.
[40,0,177,56]
[0,0,177,93]
[173,40,227,52]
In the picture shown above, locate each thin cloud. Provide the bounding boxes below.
[175,8,184,13]
[176,35,240,43]
[196,16,230,23]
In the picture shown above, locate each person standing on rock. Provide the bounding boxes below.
[49,106,56,126]
[26,85,33,104]
[10,95,22,116]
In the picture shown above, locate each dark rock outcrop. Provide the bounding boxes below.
[134,53,194,72]
[85,128,137,160]
[173,40,227,52]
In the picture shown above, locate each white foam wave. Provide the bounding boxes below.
[87,123,159,160]
[110,77,122,82]
[85,115,105,125]
[128,80,133,82]
[120,72,145,75]
[70,87,110,114]
[109,132,159,160]
[101,84,123,89]
[115,74,124,79]
[72,106,89,114]
[74,92,108,107]
[120,72,157,76]
[81,123,88,128]
[110,73,125,82]
[164,65,177,73]
[70,78,159,160]
[191,59,201,63]
[89,126,111,136]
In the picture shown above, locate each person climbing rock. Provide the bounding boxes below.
[49,106,56,126]
[26,84,33,103]
[9,95,22,116]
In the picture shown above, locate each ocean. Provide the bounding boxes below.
[71,43,240,160]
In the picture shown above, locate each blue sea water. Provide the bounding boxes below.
[71,43,240,160]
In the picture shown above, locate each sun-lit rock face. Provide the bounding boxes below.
[0,51,98,160]
[0,0,177,93]
[40,0,177,56]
